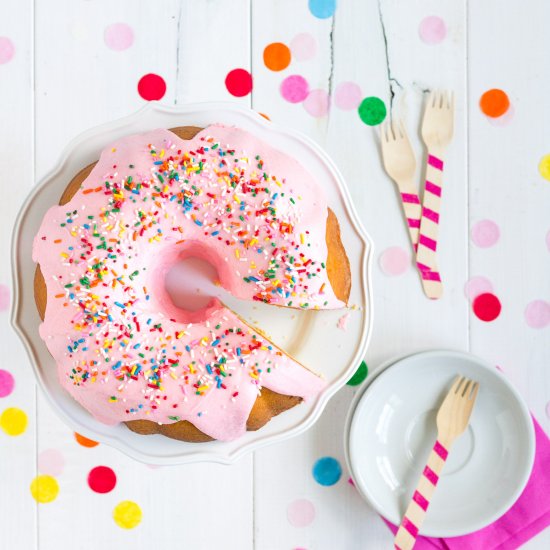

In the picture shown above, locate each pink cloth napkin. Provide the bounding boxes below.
[385,418,550,549]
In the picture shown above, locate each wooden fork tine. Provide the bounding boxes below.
[391,119,401,139]
[454,375,466,394]
[450,375,463,394]
[461,379,472,397]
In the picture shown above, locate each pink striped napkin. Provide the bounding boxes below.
[384,418,550,549]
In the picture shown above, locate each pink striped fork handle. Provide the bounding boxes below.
[416,90,455,299]
[394,439,449,550]
[394,376,479,550]
[379,119,438,290]
[416,153,445,297]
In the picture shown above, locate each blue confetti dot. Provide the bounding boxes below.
[312,456,342,486]
[309,0,337,19]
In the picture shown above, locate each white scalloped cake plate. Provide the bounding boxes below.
[11,102,373,465]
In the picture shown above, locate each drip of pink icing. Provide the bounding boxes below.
[33,125,341,440]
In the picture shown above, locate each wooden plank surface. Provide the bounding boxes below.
[0,2,37,550]
[0,0,548,548]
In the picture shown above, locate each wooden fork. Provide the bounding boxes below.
[380,119,435,297]
[394,376,479,550]
[416,90,455,300]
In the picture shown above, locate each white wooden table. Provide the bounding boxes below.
[1,1,549,548]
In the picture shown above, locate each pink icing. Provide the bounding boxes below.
[32,125,343,441]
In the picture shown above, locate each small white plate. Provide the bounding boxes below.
[345,350,535,537]
[11,102,373,465]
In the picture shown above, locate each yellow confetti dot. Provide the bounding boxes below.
[539,154,550,181]
[113,500,142,529]
[30,475,59,503]
[0,407,28,436]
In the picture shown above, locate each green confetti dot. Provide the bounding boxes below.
[347,361,368,386]
[358,97,386,126]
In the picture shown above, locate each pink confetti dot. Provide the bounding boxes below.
[419,16,447,44]
[303,89,330,117]
[104,23,134,51]
[137,73,166,101]
[334,82,362,110]
[473,292,502,322]
[0,37,15,64]
[471,219,500,248]
[0,370,14,398]
[290,33,317,61]
[225,68,253,97]
[287,499,315,527]
[524,300,550,329]
[280,75,309,104]
[38,449,65,477]
[464,276,494,301]
[0,284,9,311]
[379,246,410,276]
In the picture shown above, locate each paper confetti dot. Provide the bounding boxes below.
[0,407,27,436]
[358,96,386,126]
[334,82,362,110]
[0,37,15,64]
[473,293,502,322]
[471,219,500,248]
[379,246,410,276]
[524,300,550,329]
[225,68,253,97]
[538,155,550,182]
[280,75,309,103]
[290,33,317,61]
[418,16,447,44]
[309,0,337,19]
[88,466,117,493]
[287,499,316,527]
[113,501,142,529]
[464,276,494,301]
[0,284,9,311]
[74,432,99,448]
[480,89,510,118]
[263,42,291,72]
[0,369,14,398]
[30,475,59,503]
[347,361,368,386]
[137,73,166,101]
[38,449,65,477]
[303,89,330,117]
[104,23,134,51]
[313,456,342,486]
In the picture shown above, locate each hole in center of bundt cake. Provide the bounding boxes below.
[150,240,237,324]
[165,256,219,312]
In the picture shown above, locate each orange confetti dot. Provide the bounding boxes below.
[479,89,510,118]
[74,432,99,448]
[263,42,291,72]
[259,112,271,121]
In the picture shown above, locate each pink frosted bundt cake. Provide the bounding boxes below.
[33,124,350,442]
